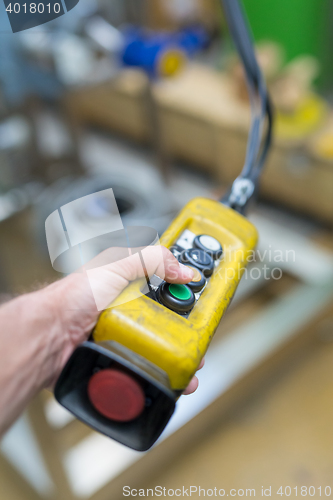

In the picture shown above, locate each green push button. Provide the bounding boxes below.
[158,282,195,313]
[169,284,192,301]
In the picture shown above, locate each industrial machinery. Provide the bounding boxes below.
[55,0,273,451]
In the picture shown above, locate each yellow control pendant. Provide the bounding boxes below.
[93,197,258,391]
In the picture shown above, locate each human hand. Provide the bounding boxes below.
[0,245,205,436]
[51,245,204,394]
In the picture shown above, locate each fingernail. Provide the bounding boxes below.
[180,263,194,279]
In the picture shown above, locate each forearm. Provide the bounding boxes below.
[0,280,74,435]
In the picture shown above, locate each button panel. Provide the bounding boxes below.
[146,231,222,317]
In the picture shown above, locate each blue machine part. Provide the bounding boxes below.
[121,25,209,78]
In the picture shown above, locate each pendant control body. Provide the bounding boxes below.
[55,198,258,451]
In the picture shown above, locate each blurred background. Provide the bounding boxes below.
[0,0,333,499]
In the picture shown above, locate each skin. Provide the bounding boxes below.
[0,246,204,437]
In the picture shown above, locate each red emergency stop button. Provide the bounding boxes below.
[88,369,145,422]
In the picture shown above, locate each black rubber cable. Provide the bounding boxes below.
[220,0,273,200]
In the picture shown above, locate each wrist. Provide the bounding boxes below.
[48,273,101,382]
[0,287,66,433]
[0,274,98,435]
[26,284,70,388]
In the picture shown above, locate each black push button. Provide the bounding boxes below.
[184,265,206,293]
[158,282,195,313]
[181,248,214,277]
[169,245,183,258]
[193,234,223,260]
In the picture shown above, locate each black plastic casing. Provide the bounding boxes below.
[54,341,176,451]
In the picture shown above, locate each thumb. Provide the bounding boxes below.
[103,245,193,284]
[78,245,194,312]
